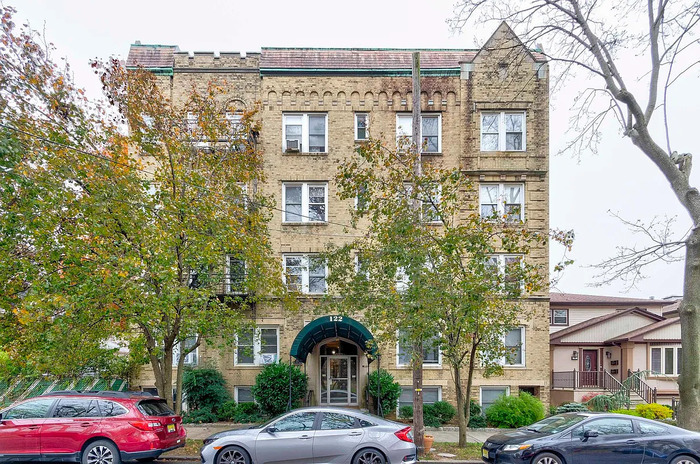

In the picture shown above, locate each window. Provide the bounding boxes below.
[396,114,442,153]
[284,254,327,294]
[355,113,369,140]
[98,400,128,417]
[52,399,100,418]
[283,183,328,223]
[401,183,442,223]
[320,412,357,430]
[273,411,317,432]
[503,327,525,366]
[574,418,634,436]
[225,112,244,137]
[480,184,524,222]
[397,330,441,367]
[173,337,198,366]
[480,386,509,412]
[355,183,368,210]
[638,421,668,435]
[398,386,441,409]
[227,256,246,294]
[235,386,254,403]
[480,112,526,151]
[3,399,54,419]
[487,254,524,292]
[650,346,682,376]
[551,309,569,326]
[235,327,279,366]
[186,112,198,133]
[283,113,327,152]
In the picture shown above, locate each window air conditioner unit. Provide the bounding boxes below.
[260,354,277,364]
[286,139,300,152]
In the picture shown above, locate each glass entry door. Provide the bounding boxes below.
[320,355,357,405]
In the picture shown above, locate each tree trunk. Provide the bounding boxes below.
[678,227,700,430]
[453,363,467,447]
[152,348,174,409]
[413,340,425,456]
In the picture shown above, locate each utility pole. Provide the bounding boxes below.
[411,50,425,457]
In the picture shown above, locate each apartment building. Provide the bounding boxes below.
[126,22,551,411]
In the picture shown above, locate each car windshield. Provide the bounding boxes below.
[138,399,175,417]
[527,414,587,434]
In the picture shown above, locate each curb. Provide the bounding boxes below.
[160,458,481,464]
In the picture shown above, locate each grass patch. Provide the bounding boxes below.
[424,442,483,460]
[162,439,202,456]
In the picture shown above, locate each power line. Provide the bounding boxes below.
[0,123,365,232]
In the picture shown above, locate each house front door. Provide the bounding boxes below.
[580,349,599,387]
[320,355,358,405]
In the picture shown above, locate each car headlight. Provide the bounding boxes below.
[503,444,533,452]
[203,438,214,446]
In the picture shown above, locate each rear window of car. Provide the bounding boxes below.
[98,400,129,417]
[138,399,175,417]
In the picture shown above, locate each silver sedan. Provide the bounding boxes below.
[200,406,417,464]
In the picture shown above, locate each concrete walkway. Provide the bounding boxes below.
[183,422,511,442]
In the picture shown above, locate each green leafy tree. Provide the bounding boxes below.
[325,139,551,446]
[0,7,293,410]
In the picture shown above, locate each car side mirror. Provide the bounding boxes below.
[266,426,278,434]
[583,430,599,440]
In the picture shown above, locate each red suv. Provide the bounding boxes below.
[0,390,186,463]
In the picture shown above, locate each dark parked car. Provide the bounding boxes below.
[0,390,186,464]
[481,412,700,464]
[200,406,417,464]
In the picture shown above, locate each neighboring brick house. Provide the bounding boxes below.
[549,293,681,406]
[126,22,551,412]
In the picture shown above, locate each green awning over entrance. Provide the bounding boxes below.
[290,315,377,363]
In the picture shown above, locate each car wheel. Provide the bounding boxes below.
[82,440,121,464]
[216,446,251,464]
[671,456,700,464]
[533,452,564,464]
[353,448,386,464]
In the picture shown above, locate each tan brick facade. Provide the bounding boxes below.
[129,22,551,411]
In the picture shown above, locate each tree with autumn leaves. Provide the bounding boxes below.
[0,7,292,410]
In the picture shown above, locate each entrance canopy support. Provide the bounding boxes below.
[290,315,377,363]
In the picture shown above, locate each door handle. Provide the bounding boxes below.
[626,440,638,445]
[80,422,92,427]
[298,435,312,440]
[28,426,40,430]
[348,432,362,436]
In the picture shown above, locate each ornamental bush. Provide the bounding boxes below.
[635,403,673,420]
[366,369,401,416]
[486,392,545,428]
[423,404,442,427]
[468,400,487,428]
[183,406,219,424]
[555,402,589,414]
[430,401,456,424]
[182,368,231,414]
[399,405,413,420]
[218,400,265,423]
[251,362,308,416]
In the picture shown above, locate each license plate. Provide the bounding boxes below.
[482,448,489,458]
[167,424,176,433]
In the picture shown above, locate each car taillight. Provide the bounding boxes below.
[395,426,413,443]
[129,420,162,431]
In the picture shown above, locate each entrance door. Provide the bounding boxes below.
[580,349,599,387]
[320,356,357,405]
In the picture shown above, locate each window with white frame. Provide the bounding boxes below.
[225,112,244,137]
[480,386,509,411]
[283,113,328,152]
[173,337,198,366]
[487,254,524,292]
[480,184,524,222]
[355,113,369,140]
[284,254,327,294]
[235,386,254,403]
[397,330,441,367]
[283,183,327,223]
[502,327,525,366]
[550,309,569,326]
[650,345,682,376]
[401,183,442,223]
[480,112,526,151]
[235,327,279,366]
[396,114,441,153]
[186,112,198,133]
[227,256,246,294]
[398,386,441,409]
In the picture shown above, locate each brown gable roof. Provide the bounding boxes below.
[260,48,477,70]
[608,317,680,343]
[550,292,674,307]
[550,307,665,344]
[126,44,178,69]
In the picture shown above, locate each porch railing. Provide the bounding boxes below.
[627,369,657,403]
[552,369,625,392]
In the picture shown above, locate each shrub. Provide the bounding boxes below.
[252,362,308,416]
[182,368,231,414]
[609,408,639,416]
[486,392,545,428]
[233,402,264,423]
[399,405,413,420]
[467,399,487,428]
[423,404,442,427]
[366,369,401,416]
[183,406,218,424]
[217,400,238,421]
[431,401,456,424]
[635,403,673,420]
[555,402,588,414]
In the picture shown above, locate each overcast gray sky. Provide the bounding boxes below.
[10,0,698,300]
